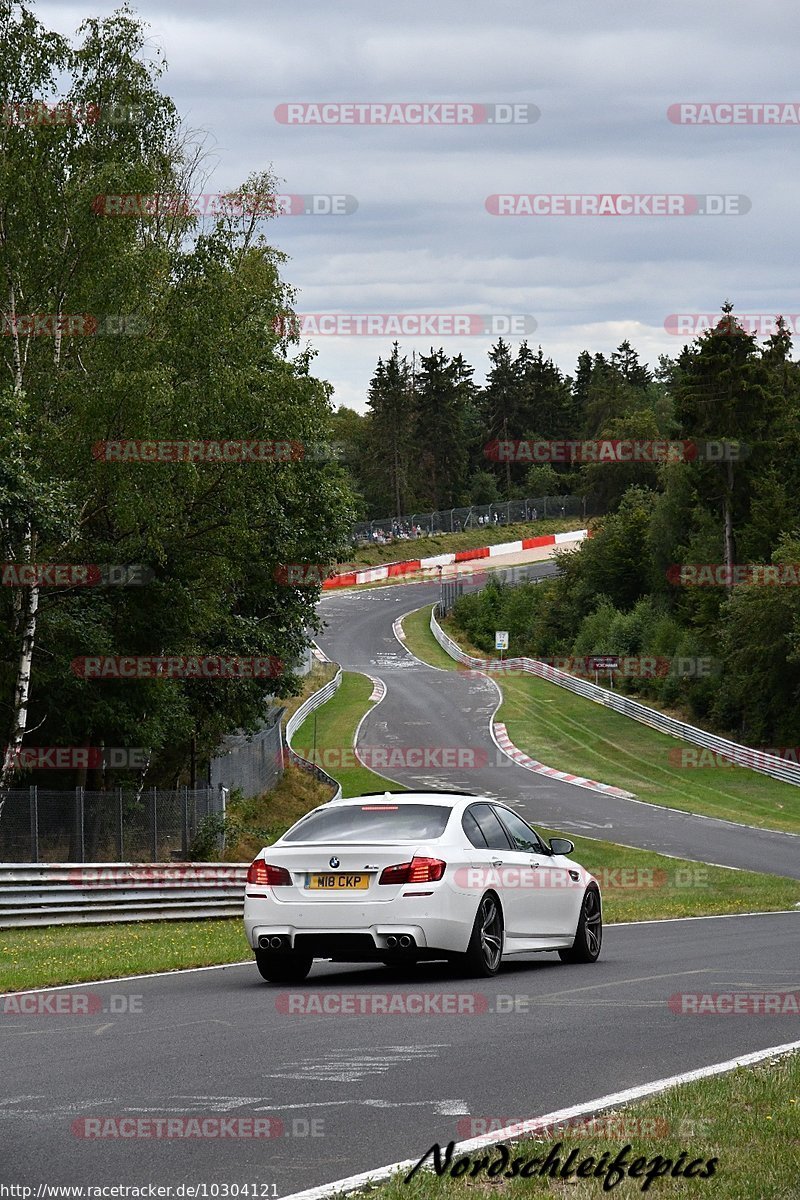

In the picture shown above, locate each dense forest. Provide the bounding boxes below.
[443,308,800,747]
[333,332,695,520]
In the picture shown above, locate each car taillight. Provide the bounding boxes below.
[379,857,446,884]
[247,859,292,886]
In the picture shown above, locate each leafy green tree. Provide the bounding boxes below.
[713,535,800,743]
[0,4,354,800]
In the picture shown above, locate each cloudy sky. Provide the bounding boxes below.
[41,0,800,411]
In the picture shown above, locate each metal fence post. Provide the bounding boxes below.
[117,788,124,861]
[181,787,189,858]
[76,787,85,863]
[29,786,38,863]
[150,787,157,862]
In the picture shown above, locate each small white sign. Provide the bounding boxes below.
[495,630,509,651]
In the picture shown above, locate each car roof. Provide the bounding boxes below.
[325,790,479,808]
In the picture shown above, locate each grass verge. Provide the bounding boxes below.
[400,605,461,670]
[292,670,407,797]
[499,672,800,834]
[403,603,800,835]
[358,1051,800,1200]
[344,518,587,569]
[0,919,250,993]
[535,828,799,922]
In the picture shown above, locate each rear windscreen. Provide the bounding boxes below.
[282,804,452,843]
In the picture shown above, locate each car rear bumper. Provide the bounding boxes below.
[244,894,472,956]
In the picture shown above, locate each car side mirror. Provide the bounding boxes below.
[549,837,574,856]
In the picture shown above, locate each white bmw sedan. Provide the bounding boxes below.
[243,791,602,982]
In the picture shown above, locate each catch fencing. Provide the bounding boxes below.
[430,606,800,789]
[210,708,285,800]
[284,666,343,798]
[208,646,313,798]
[0,787,227,864]
[353,494,592,542]
[0,861,248,929]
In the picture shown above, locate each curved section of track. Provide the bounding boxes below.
[317,573,800,879]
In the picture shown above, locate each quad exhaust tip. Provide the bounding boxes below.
[385,934,414,950]
[258,935,286,950]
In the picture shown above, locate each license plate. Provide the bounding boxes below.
[306,873,369,890]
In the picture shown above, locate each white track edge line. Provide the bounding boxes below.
[278,1040,800,1200]
[350,671,408,792]
[4,909,797,997]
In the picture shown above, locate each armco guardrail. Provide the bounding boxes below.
[284,664,343,799]
[0,862,249,929]
[430,606,800,789]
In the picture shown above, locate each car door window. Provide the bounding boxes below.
[469,804,514,851]
[462,810,488,848]
[494,807,549,854]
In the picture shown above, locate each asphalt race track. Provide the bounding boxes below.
[316,575,800,879]
[3,571,799,1196]
[1,914,798,1193]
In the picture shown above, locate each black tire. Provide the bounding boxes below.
[255,950,313,983]
[559,885,602,963]
[461,893,504,977]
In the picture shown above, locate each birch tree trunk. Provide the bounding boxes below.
[0,526,39,798]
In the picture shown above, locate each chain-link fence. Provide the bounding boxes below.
[352,494,595,543]
[209,708,285,801]
[0,786,226,863]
